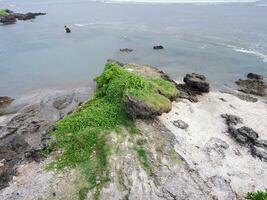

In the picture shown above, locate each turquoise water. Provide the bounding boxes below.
[0,0,267,97]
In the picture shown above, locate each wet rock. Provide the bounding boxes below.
[120,48,133,53]
[221,114,243,126]
[0,10,46,25]
[235,74,267,96]
[247,73,263,80]
[184,73,210,93]
[0,96,13,108]
[64,25,71,33]
[237,127,258,143]
[172,120,189,129]
[153,45,164,50]
[13,12,46,20]
[255,140,267,148]
[250,145,267,161]
[123,95,171,119]
[0,15,16,24]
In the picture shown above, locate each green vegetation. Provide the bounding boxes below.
[0,9,8,16]
[136,147,151,172]
[246,189,267,200]
[48,62,178,199]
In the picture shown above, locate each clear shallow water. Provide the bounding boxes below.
[0,0,267,97]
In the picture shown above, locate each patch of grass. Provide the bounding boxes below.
[151,78,179,99]
[48,62,177,199]
[246,189,267,200]
[136,138,147,146]
[136,147,151,173]
[0,9,8,16]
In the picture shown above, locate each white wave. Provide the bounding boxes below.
[221,43,267,62]
[74,23,88,27]
[89,0,260,4]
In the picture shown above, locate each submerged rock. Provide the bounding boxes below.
[235,73,267,96]
[247,73,263,80]
[119,48,133,53]
[184,73,210,93]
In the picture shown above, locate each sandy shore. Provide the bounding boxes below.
[159,91,267,199]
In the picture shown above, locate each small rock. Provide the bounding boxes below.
[120,48,133,53]
[221,114,243,126]
[183,73,210,93]
[0,15,16,24]
[250,145,267,161]
[237,127,259,143]
[64,25,71,33]
[247,73,263,80]
[172,120,189,130]
[153,45,164,50]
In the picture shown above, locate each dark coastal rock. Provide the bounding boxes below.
[184,73,210,93]
[235,73,267,96]
[0,15,16,24]
[172,120,189,129]
[0,10,46,25]
[247,73,263,80]
[0,96,13,108]
[153,45,164,50]
[123,95,171,119]
[120,48,133,53]
[64,25,71,33]
[226,125,267,161]
[221,114,242,126]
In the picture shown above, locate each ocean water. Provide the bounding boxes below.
[0,0,267,97]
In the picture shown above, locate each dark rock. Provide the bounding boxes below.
[172,120,189,129]
[183,73,210,93]
[123,95,171,119]
[120,48,133,53]
[237,127,258,143]
[0,15,16,25]
[153,45,164,50]
[235,75,267,96]
[255,140,267,148]
[0,96,13,108]
[228,126,248,144]
[247,73,263,80]
[250,145,267,161]
[64,25,71,33]
[221,114,243,126]
[13,12,46,20]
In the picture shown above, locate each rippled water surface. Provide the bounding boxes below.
[0,0,267,97]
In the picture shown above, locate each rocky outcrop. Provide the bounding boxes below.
[176,73,210,102]
[153,45,164,50]
[120,48,133,53]
[235,73,267,96]
[0,88,90,190]
[0,9,46,25]
[124,95,171,119]
[222,114,267,162]
[184,73,210,93]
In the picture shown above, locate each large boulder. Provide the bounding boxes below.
[247,73,263,80]
[183,73,210,93]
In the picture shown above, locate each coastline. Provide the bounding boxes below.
[0,61,266,199]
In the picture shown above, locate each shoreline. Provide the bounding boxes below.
[0,62,266,199]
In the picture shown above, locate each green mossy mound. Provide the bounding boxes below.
[0,9,8,16]
[48,62,178,199]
